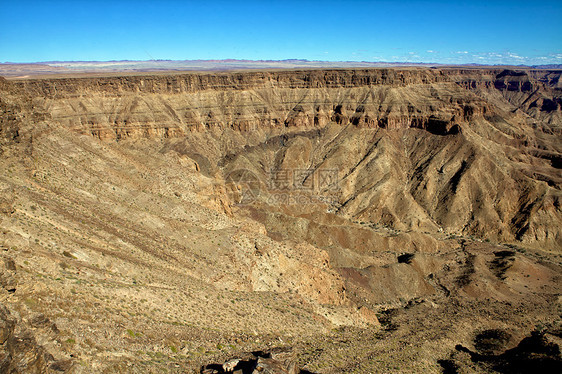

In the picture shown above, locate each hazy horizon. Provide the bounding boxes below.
[2,58,561,66]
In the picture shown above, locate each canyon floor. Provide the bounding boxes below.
[0,68,561,373]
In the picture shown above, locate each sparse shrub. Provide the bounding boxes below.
[63,251,76,259]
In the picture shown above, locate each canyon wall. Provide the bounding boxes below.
[1,68,561,250]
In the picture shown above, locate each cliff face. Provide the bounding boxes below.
[449,68,562,126]
[6,68,559,140]
[11,69,449,95]
[6,69,484,141]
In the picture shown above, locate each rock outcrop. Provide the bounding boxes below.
[201,348,302,374]
[0,303,72,373]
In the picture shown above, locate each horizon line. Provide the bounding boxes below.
[1,58,561,67]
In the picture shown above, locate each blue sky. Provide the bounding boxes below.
[1,0,561,65]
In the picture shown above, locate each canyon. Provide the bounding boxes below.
[0,67,561,373]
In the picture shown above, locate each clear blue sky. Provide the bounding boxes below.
[1,0,561,65]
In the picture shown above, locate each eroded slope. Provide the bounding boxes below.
[0,68,561,373]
